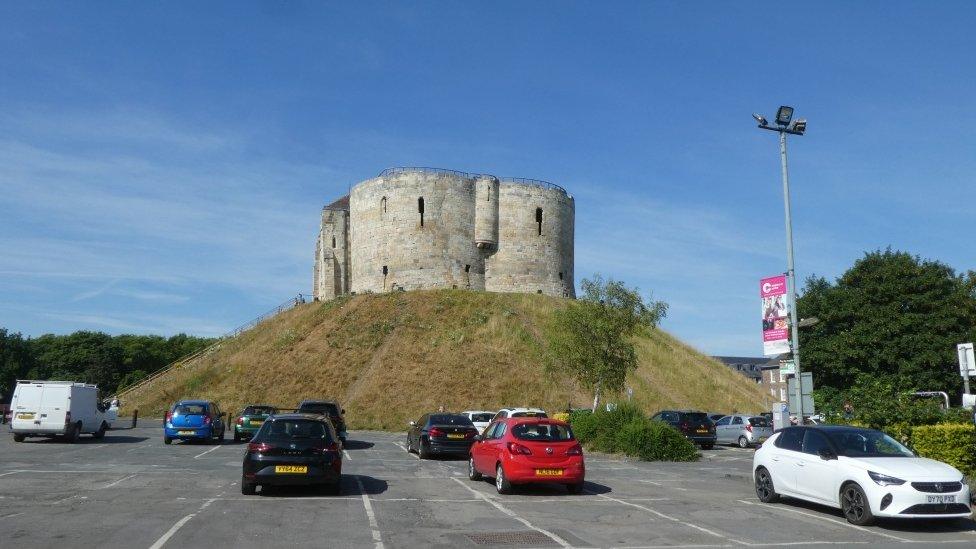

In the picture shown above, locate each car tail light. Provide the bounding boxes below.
[566,443,583,456]
[507,442,532,455]
[248,442,272,453]
[746,423,753,432]
[236,417,243,425]
[165,411,172,423]
[64,411,71,425]
[203,415,212,425]
[428,427,444,438]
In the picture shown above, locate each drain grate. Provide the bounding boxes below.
[465,531,559,547]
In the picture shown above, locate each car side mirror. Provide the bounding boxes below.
[473,434,483,441]
[409,421,416,427]
[818,448,837,461]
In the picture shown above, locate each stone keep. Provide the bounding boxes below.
[313,168,574,300]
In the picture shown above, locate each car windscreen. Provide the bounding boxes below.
[254,419,333,443]
[826,429,914,457]
[243,406,276,415]
[470,413,494,423]
[300,402,340,416]
[174,404,207,415]
[511,411,547,418]
[429,414,474,426]
[511,422,574,442]
[748,417,769,427]
[682,412,709,422]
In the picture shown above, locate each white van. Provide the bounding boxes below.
[10,380,110,443]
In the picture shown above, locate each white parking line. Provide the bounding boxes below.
[451,478,573,548]
[343,449,352,461]
[0,471,18,477]
[193,445,222,459]
[736,499,912,543]
[100,474,137,489]
[148,497,217,549]
[594,491,747,545]
[0,513,25,520]
[393,441,419,459]
[356,476,385,549]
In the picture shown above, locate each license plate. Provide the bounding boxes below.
[757,437,767,443]
[17,413,35,419]
[275,465,308,474]
[696,429,708,433]
[250,420,263,426]
[178,430,195,435]
[927,495,956,504]
[447,433,465,440]
[535,468,564,477]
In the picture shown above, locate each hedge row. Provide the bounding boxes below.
[909,424,976,478]
[568,404,698,462]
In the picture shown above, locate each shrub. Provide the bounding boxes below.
[550,412,570,423]
[589,404,646,454]
[570,411,599,444]
[616,418,698,461]
[910,424,976,477]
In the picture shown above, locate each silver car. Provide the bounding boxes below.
[714,414,772,448]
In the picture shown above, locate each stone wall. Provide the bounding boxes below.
[315,168,574,300]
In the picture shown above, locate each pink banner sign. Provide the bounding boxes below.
[760,275,790,356]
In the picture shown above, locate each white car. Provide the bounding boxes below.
[490,408,547,423]
[753,425,971,525]
[460,410,495,433]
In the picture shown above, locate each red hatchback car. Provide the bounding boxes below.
[468,417,585,494]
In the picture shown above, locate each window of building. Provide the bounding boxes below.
[331,236,336,248]
[381,196,387,213]
[486,184,490,201]
[464,264,470,273]
[535,207,543,235]
[418,197,425,227]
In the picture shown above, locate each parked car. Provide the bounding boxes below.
[406,413,479,459]
[754,425,971,525]
[469,417,585,494]
[715,414,772,448]
[234,404,278,442]
[460,410,495,433]
[490,408,548,422]
[163,400,226,444]
[296,399,347,443]
[241,413,342,495]
[650,410,716,449]
[9,380,110,442]
[707,413,727,423]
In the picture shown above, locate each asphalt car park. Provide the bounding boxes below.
[2,424,975,549]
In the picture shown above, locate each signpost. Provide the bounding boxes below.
[779,359,796,377]
[959,343,975,395]
[787,372,815,417]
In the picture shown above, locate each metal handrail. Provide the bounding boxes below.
[377,167,567,194]
[114,294,310,399]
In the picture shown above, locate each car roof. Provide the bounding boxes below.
[268,413,329,421]
[504,417,568,426]
[461,410,495,414]
[176,400,211,405]
[499,407,546,412]
[243,404,276,408]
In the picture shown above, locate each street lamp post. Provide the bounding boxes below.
[755,106,807,422]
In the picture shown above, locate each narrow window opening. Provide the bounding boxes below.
[537,290,543,294]
[465,264,471,273]
[486,184,491,201]
[535,207,543,235]
[418,197,425,227]
[381,196,387,213]
[382,265,388,276]
[558,272,563,280]
[331,236,336,248]
[382,265,388,290]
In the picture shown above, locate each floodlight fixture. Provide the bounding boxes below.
[791,118,807,134]
[752,113,768,126]
[776,105,794,126]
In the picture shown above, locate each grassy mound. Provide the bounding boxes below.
[123,290,768,430]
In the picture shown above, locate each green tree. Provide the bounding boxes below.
[0,329,34,400]
[545,275,667,408]
[798,249,976,397]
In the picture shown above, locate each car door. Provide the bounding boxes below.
[212,403,223,434]
[483,421,508,473]
[473,422,498,472]
[768,427,803,494]
[794,429,839,504]
[730,416,744,443]
[714,416,732,443]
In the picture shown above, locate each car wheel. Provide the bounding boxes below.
[468,457,482,481]
[738,436,749,449]
[67,423,81,443]
[93,422,107,439]
[406,436,414,453]
[495,464,513,495]
[13,433,25,443]
[233,431,241,443]
[241,474,256,495]
[754,467,780,503]
[419,439,431,460]
[163,436,172,445]
[841,483,875,526]
[566,482,584,495]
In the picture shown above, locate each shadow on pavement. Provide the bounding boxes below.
[21,434,150,444]
[780,497,976,533]
[256,475,388,498]
[343,440,374,450]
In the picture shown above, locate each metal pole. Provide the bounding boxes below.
[964,368,971,396]
[779,131,804,422]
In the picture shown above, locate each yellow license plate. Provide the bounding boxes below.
[178,430,195,435]
[696,429,708,433]
[275,465,308,474]
[250,421,263,426]
[447,433,465,439]
[535,468,564,477]
[17,413,35,419]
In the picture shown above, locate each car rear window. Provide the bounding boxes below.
[243,406,276,415]
[254,419,333,443]
[470,413,494,423]
[511,411,547,418]
[429,414,474,426]
[174,404,207,415]
[681,412,709,422]
[512,422,574,441]
[299,402,340,416]
[748,417,769,427]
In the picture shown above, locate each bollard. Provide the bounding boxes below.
[132,409,138,428]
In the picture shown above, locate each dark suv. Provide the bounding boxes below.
[650,410,716,449]
[296,399,347,443]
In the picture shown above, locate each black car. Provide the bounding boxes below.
[296,399,347,443]
[241,413,342,495]
[406,413,479,459]
[651,410,716,449]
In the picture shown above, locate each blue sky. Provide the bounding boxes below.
[2,2,974,356]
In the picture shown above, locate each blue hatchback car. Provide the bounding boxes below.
[163,400,226,444]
